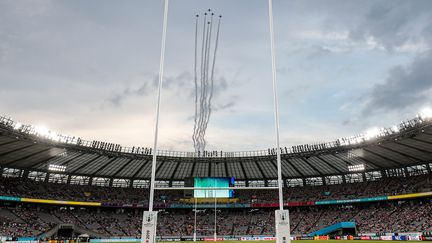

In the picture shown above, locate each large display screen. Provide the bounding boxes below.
[194,177,234,198]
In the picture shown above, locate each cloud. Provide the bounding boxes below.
[107,72,191,107]
[107,71,231,109]
[347,1,432,51]
[213,98,237,112]
[362,51,432,115]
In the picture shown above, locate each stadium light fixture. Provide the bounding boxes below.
[34,125,62,142]
[348,164,365,172]
[420,107,432,120]
[13,122,23,130]
[391,125,400,133]
[34,125,51,137]
[48,164,67,172]
[364,127,381,141]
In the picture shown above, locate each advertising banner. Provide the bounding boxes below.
[313,236,329,240]
[203,238,223,241]
[158,238,180,242]
[286,202,315,207]
[251,203,279,208]
[315,196,387,205]
[392,236,407,241]
[240,237,277,241]
[406,236,421,241]
[90,239,139,243]
[380,236,393,241]
[298,236,314,240]
[223,237,239,241]
[0,196,20,202]
[21,198,100,207]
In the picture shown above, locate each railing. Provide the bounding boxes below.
[0,114,430,158]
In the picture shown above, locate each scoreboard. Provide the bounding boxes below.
[185,177,234,198]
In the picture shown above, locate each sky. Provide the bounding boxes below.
[1,0,432,152]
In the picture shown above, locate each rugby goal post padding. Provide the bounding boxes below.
[141,211,158,243]
[275,210,291,243]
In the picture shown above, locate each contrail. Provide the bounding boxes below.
[194,11,207,151]
[202,15,221,141]
[192,10,222,153]
[200,13,213,150]
[192,14,199,150]
[198,13,211,151]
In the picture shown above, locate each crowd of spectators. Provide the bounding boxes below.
[1,174,431,205]
[1,174,432,238]
[1,200,431,238]
[237,174,432,203]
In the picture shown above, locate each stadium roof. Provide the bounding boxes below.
[0,115,431,182]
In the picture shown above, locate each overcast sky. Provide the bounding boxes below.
[1,0,432,152]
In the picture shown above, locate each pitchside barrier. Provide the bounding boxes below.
[2,234,432,243]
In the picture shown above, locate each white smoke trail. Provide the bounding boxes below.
[192,14,199,150]
[192,10,222,153]
[202,15,221,141]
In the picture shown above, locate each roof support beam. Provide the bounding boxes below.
[316,156,344,174]
[0,144,37,157]
[2,148,52,166]
[224,159,229,177]
[299,157,323,176]
[334,152,381,169]
[90,157,119,176]
[269,158,281,178]
[131,159,151,179]
[363,148,405,167]
[25,152,87,177]
[190,160,196,178]
[396,141,432,154]
[70,155,103,174]
[335,153,353,165]
[170,161,182,181]
[110,158,135,177]
[378,144,424,162]
[155,160,165,179]
[0,140,21,146]
[19,150,64,169]
[283,158,305,177]
[363,148,404,167]
[411,136,432,147]
[239,161,248,180]
[254,160,267,180]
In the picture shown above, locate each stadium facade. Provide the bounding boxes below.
[1,115,432,241]
[0,115,431,186]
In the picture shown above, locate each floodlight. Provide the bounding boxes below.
[348,164,365,172]
[13,122,22,130]
[391,125,400,133]
[34,125,50,137]
[420,108,432,120]
[48,164,66,172]
[364,127,381,141]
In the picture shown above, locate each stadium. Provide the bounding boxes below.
[1,112,432,241]
[1,1,432,243]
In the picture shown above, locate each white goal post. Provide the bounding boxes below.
[142,1,291,243]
